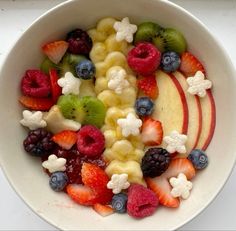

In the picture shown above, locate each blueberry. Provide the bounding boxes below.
[161,51,181,73]
[188,149,208,170]
[49,171,68,191]
[135,97,154,116]
[111,193,128,213]
[75,60,95,80]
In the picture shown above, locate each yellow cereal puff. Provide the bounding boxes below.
[120,87,137,106]
[97,90,120,107]
[105,34,129,55]
[126,74,137,88]
[105,160,146,186]
[90,43,107,63]
[95,77,108,94]
[103,129,118,148]
[105,107,124,128]
[78,80,96,97]
[128,134,145,150]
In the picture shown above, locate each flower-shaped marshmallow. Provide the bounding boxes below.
[57,72,81,95]
[107,67,130,94]
[107,173,130,194]
[117,113,142,137]
[42,154,67,173]
[186,71,212,97]
[113,17,137,43]
[169,173,193,199]
[20,110,47,130]
[163,130,187,154]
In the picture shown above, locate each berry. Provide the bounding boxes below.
[137,75,158,100]
[141,148,171,178]
[75,60,95,80]
[127,42,161,76]
[111,193,128,213]
[135,97,154,116]
[179,52,205,77]
[188,149,208,170]
[49,69,62,103]
[23,128,55,156]
[52,130,77,150]
[49,171,68,191]
[42,40,69,64]
[77,125,105,157]
[19,96,54,111]
[93,203,114,217]
[127,184,159,218]
[66,28,93,55]
[161,51,181,73]
[141,118,163,146]
[21,70,51,98]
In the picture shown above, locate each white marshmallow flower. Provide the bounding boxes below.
[42,154,66,173]
[186,71,212,97]
[163,130,187,154]
[57,72,81,95]
[107,68,130,94]
[113,17,137,43]
[117,113,142,137]
[169,173,193,199]
[20,110,47,130]
[107,173,130,194]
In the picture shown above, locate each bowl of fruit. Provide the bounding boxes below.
[0,0,236,230]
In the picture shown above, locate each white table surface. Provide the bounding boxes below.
[0,0,236,230]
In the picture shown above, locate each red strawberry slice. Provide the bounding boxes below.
[42,41,69,64]
[52,130,77,150]
[146,158,196,208]
[93,203,114,217]
[141,118,163,146]
[49,69,62,103]
[137,75,158,100]
[19,96,54,111]
[179,52,205,77]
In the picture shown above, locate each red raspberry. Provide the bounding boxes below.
[127,184,159,218]
[127,42,161,76]
[77,125,105,157]
[21,70,51,98]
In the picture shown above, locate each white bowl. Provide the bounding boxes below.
[0,0,236,230]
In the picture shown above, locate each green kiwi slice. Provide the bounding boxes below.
[40,58,58,74]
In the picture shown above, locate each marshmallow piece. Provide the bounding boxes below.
[42,154,66,173]
[107,173,130,194]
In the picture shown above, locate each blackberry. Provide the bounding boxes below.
[23,128,55,157]
[141,148,171,178]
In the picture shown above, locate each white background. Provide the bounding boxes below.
[0,0,236,230]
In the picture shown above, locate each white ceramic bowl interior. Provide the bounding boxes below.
[0,0,236,230]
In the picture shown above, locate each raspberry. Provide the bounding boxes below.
[66,28,93,55]
[127,184,159,218]
[21,70,51,98]
[127,42,161,76]
[77,125,105,157]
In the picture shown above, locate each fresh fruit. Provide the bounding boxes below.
[179,52,205,76]
[137,75,158,100]
[141,148,171,178]
[127,42,161,76]
[77,125,105,157]
[66,28,93,55]
[93,203,114,217]
[111,193,128,213]
[49,69,62,103]
[52,130,77,150]
[188,149,208,170]
[21,70,51,98]
[79,80,96,97]
[75,60,95,80]
[153,28,187,54]
[42,40,69,64]
[141,118,163,146]
[19,96,54,111]
[49,171,68,191]
[161,51,181,73]
[135,97,154,116]
[23,128,55,156]
[40,58,58,75]
[127,184,159,218]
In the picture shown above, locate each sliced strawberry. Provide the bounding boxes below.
[49,69,62,103]
[137,75,159,100]
[52,130,77,150]
[179,52,205,77]
[93,203,114,217]
[19,96,54,111]
[42,41,69,64]
[141,118,163,146]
